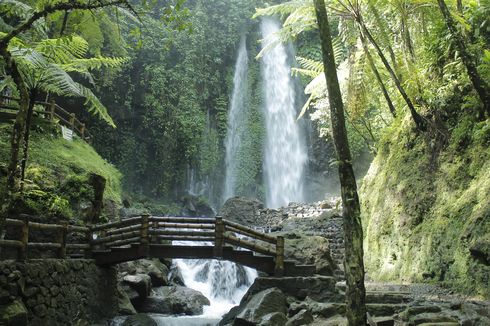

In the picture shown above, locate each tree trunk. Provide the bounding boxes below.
[0,48,30,230]
[438,0,489,118]
[313,1,367,325]
[359,33,397,118]
[456,0,463,13]
[357,17,426,130]
[20,90,37,185]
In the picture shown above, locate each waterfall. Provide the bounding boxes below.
[175,257,257,317]
[260,17,307,208]
[223,37,249,202]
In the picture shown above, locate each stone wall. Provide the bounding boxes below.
[0,259,118,325]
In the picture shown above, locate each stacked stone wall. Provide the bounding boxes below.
[0,259,118,325]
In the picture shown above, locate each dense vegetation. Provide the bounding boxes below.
[0,0,489,309]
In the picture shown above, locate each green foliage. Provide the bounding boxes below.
[0,120,122,219]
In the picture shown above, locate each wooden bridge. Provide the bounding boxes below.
[0,96,92,142]
[0,215,315,276]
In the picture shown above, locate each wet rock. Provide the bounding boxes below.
[259,312,288,326]
[248,276,339,302]
[118,286,136,315]
[122,313,157,326]
[119,259,169,287]
[285,309,313,326]
[138,286,210,315]
[235,288,287,324]
[168,266,185,286]
[181,195,215,217]
[123,274,151,300]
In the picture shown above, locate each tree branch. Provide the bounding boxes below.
[0,0,137,51]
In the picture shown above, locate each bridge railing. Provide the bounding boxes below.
[0,215,90,260]
[0,215,285,274]
[0,96,92,142]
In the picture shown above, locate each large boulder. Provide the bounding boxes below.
[282,233,335,276]
[137,286,210,315]
[122,274,151,303]
[220,197,264,226]
[118,259,169,287]
[117,285,137,315]
[234,288,287,325]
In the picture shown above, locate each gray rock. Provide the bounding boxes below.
[138,286,210,315]
[122,314,157,326]
[259,312,288,326]
[123,274,151,300]
[285,309,313,326]
[168,265,185,286]
[220,197,265,227]
[235,288,287,324]
[119,259,169,287]
[118,286,136,315]
[247,276,339,302]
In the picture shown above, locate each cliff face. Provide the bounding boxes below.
[360,114,490,298]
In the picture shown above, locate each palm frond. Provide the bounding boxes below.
[79,85,116,128]
[35,35,88,64]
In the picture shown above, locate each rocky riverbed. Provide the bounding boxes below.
[104,197,490,325]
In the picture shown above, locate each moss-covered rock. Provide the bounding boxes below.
[0,300,27,326]
[361,114,490,298]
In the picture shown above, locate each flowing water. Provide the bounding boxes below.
[223,36,249,202]
[260,17,307,208]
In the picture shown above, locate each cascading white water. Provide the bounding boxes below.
[260,18,307,208]
[173,236,257,321]
[175,256,257,318]
[223,37,249,201]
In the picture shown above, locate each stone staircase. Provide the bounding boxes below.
[324,216,345,280]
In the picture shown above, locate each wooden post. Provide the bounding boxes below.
[150,220,158,244]
[69,113,75,129]
[139,215,150,257]
[49,100,55,120]
[274,236,284,276]
[99,229,107,250]
[214,216,224,257]
[58,222,68,259]
[80,123,85,139]
[18,216,29,261]
[85,225,93,258]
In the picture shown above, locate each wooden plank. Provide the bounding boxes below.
[223,219,276,244]
[106,224,140,236]
[0,239,23,248]
[150,216,215,224]
[93,230,140,244]
[29,221,64,231]
[92,216,142,231]
[149,230,215,237]
[106,237,140,248]
[224,234,275,256]
[154,222,215,229]
[5,218,24,227]
[153,235,214,242]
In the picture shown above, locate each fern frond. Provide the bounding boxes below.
[35,35,89,64]
[62,56,128,72]
[79,85,116,128]
[253,1,311,19]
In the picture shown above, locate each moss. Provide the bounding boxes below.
[0,120,122,220]
[361,113,490,298]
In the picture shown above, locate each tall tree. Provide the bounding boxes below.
[313,0,367,325]
[437,0,489,118]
